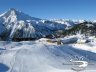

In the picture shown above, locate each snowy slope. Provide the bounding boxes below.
[0,23,5,34]
[0,8,66,40]
[51,19,86,27]
[0,8,94,40]
[0,41,96,72]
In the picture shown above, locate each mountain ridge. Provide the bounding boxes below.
[0,8,95,41]
[0,8,66,41]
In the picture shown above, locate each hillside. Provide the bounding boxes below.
[0,8,67,41]
[0,40,96,72]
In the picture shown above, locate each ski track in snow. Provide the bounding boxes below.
[0,41,96,72]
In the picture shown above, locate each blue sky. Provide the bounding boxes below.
[0,0,96,20]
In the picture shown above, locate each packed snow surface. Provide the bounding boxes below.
[0,39,96,72]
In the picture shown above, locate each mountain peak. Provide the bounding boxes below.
[9,8,16,12]
[8,8,22,14]
[0,8,41,22]
[9,8,16,11]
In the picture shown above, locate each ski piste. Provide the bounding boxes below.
[0,7,96,72]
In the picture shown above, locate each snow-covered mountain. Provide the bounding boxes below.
[0,8,66,40]
[0,8,95,41]
[50,19,86,27]
[0,9,96,71]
